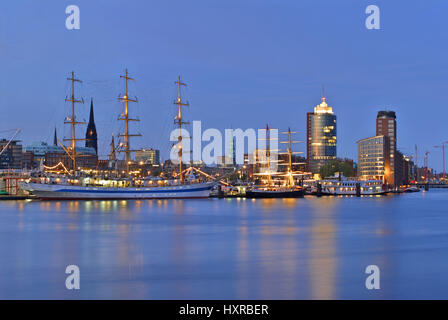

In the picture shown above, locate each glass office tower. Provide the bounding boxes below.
[307,96,337,174]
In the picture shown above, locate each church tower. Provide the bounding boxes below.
[53,127,58,146]
[85,99,98,154]
[109,135,116,161]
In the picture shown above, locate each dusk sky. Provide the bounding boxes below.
[1,0,447,171]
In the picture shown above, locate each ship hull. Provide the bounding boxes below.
[19,182,215,200]
[245,189,305,198]
[320,190,387,196]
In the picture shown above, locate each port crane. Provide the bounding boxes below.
[424,151,430,182]
[434,142,448,180]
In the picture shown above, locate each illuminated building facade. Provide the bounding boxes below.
[376,110,406,186]
[0,140,23,169]
[307,96,337,174]
[357,135,391,183]
[44,152,98,170]
[25,141,96,166]
[135,148,160,165]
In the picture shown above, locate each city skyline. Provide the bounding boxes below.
[2,0,448,303]
[1,1,447,171]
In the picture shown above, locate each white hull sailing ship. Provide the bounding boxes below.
[20,71,215,200]
[20,181,215,200]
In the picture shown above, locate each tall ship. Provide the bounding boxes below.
[245,127,305,198]
[20,71,215,200]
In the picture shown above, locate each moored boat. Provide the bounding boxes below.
[245,186,305,198]
[320,178,387,196]
[245,127,306,198]
[20,181,215,200]
[20,71,215,200]
[403,186,420,193]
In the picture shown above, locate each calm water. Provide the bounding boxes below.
[0,190,448,299]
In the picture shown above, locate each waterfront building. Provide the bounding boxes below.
[376,111,399,186]
[226,131,236,166]
[135,148,160,165]
[25,141,96,169]
[403,155,415,184]
[85,99,98,154]
[0,140,23,169]
[25,142,96,159]
[306,95,337,174]
[44,152,98,171]
[22,151,34,169]
[357,135,391,183]
[375,110,411,186]
[395,150,405,186]
[217,155,233,168]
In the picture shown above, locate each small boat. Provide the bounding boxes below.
[403,186,420,193]
[245,186,305,198]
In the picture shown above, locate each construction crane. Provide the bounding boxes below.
[434,141,448,181]
[424,151,430,182]
[415,145,418,168]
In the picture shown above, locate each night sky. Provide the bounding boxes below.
[1,0,447,171]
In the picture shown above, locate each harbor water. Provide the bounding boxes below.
[0,190,448,299]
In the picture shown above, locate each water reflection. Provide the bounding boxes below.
[308,197,338,299]
[2,191,448,299]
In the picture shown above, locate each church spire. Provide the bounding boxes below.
[85,98,98,154]
[53,127,58,146]
[110,135,116,161]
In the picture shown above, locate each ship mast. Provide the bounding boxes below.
[266,124,272,186]
[280,127,302,187]
[63,71,84,175]
[285,128,294,187]
[174,76,189,184]
[118,69,140,174]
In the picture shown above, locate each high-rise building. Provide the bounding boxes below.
[357,135,391,183]
[85,99,98,154]
[226,132,236,166]
[0,140,23,169]
[306,95,337,174]
[22,151,34,169]
[135,148,160,165]
[376,111,402,186]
